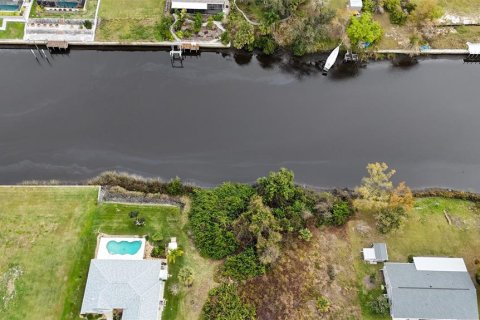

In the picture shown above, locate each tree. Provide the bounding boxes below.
[167,248,184,264]
[356,162,396,203]
[233,196,283,265]
[194,12,203,33]
[256,168,297,208]
[202,284,256,320]
[409,0,443,25]
[375,206,407,234]
[389,181,414,210]
[383,0,409,25]
[329,200,352,226]
[369,295,390,314]
[178,267,194,286]
[232,19,255,50]
[346,12,383,48]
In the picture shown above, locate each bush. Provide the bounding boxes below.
[329,200,352,226]
[369,295,390,315]
[316,295,330,313]
[407,254,414,263]
[202,284,256,320]
[151,245,165,258]
[213,12,224,21]
[189,183,255,259]
[165,177,184,196]
[129,211,139,218]
[150,231,164,243]
[134,217,146,227]
[384,0,409,25]
[194,12,202,33]
[375,206,407,234]
[220,31,230,45]
[83,20,92,29]
[346,13,383,48]
[207,16,215,30]
[476,268,480,285]
[155,16,174,41]
[223,248,266,281]
[178,267,194,286]
[298,228,312,241]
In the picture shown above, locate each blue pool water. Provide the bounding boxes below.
[0,4,20,11]
[107,240,142,255]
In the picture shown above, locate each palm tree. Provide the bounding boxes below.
[178,267,194,287]
[167,248,184,264]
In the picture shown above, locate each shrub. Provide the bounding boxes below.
[150,232,164,243]
[316,295,330,313]
[384,0,409,25]
[151,246,166,258]
[169,283,180,296]
[155,16,174,41]
[129,211,139,218]
[207,16,215,30]
[178,267,194,286]
[375,206,407,234]
[362,0,376,13]
[213,12,224,21]
[369,295,390,315]
[298,228,313,241]
[165,177,184,196]
[476,268,480,285]
[83,20,92,29]
[407,254,414,263]
[327,264,336,281]
[167,248,184,264]
[194,12,202,33]
[329,200,352,226]
[189,183,255,259]
[134,217,146,227]
[223,248,266,281]
[220,31,230,45]
[202,284,256,320]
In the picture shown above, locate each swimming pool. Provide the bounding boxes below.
[0,4,20,11]
[107,240,142,255]
[96,236,146,260]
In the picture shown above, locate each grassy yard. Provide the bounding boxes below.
[0,22,24,39]
[0,187,98,320]
[96,0,165,41]
[348,197,480,319]
[0,187,217,320]
[29,0,99,19]
[429,26,480,49]
[438,0,480,15]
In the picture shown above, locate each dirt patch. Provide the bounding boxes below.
[0,265,23,311]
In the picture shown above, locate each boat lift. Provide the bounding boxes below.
[464,42,480,63]
[170,44,183,67]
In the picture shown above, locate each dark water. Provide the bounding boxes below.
[0,49,479,190]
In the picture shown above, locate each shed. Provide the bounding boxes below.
[348,0,362,11]
[363,243,388,264]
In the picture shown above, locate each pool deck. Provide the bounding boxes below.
[96,235,146,260]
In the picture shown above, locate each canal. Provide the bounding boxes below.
[0,49,479,190]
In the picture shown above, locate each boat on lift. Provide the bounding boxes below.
[322,45,341,75]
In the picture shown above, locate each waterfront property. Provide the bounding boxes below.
[169,0,228,14]
[383,257,479,320]
[96,236,146,260]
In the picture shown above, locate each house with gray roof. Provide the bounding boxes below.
[80,259,167,320]
[383,257,479,320]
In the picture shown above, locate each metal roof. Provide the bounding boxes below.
[80,260,164,320]
[373,243,388,261]
[383,260,479,320]
[414,257,467,272]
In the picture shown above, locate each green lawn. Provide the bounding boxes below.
[96,0,165,41]
[0,22,24,39]
[0,187,98,320]
[438,0,480,15]
[348,197,480,319]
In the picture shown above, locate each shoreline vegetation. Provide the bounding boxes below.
[2,166,480,319]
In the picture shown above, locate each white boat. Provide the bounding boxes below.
[323,45,340,74]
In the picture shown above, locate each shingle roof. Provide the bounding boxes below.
[384,261,479,320]
[80,260,164,320]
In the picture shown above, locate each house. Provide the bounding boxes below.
[363,243,388,264]
[80,260,167,320]
[36,0,85,9]
[170,0,228,14]
[348,0,362,12]
[383,257,479,320]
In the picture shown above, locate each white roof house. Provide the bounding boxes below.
[170,0,228,12]
[80,260,167,320]
[363,243,388,264]
[348,0,362,11]
[383,257,479,320]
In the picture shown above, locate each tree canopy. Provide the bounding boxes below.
[346,12,383,48]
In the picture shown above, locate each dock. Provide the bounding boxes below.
[182,42,200,52]
[46,40,69,51]
[465,42,480,63]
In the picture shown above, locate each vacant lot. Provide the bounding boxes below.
[0,187,98,320]
[349,197,480,319]
[0,22,24,39]
[96,0,165,41]
[438,0,480,15]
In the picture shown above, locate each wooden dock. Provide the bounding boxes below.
[46,40,69,50]
[182,42,199,52]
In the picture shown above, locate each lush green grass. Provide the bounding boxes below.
[0,187,99,320]
[30,0,99,19]
[0,22,24,39]
[96,0,165,41]
[349,197,480,319]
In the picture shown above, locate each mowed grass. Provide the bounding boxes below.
[0,22,24,39]
[0,187,98,320]
[66,200,218,320]
[348,197,480,319]
[96,0,165,41]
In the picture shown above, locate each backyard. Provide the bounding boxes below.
[96,0,166,41]
[0,187,217,320]
[348,197,480,319]
[29,0,99,19]
[0,22,24,39]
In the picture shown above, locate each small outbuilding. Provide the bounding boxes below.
[362,243,388,264]
[170,0,228,14]
[348,0,363,12]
